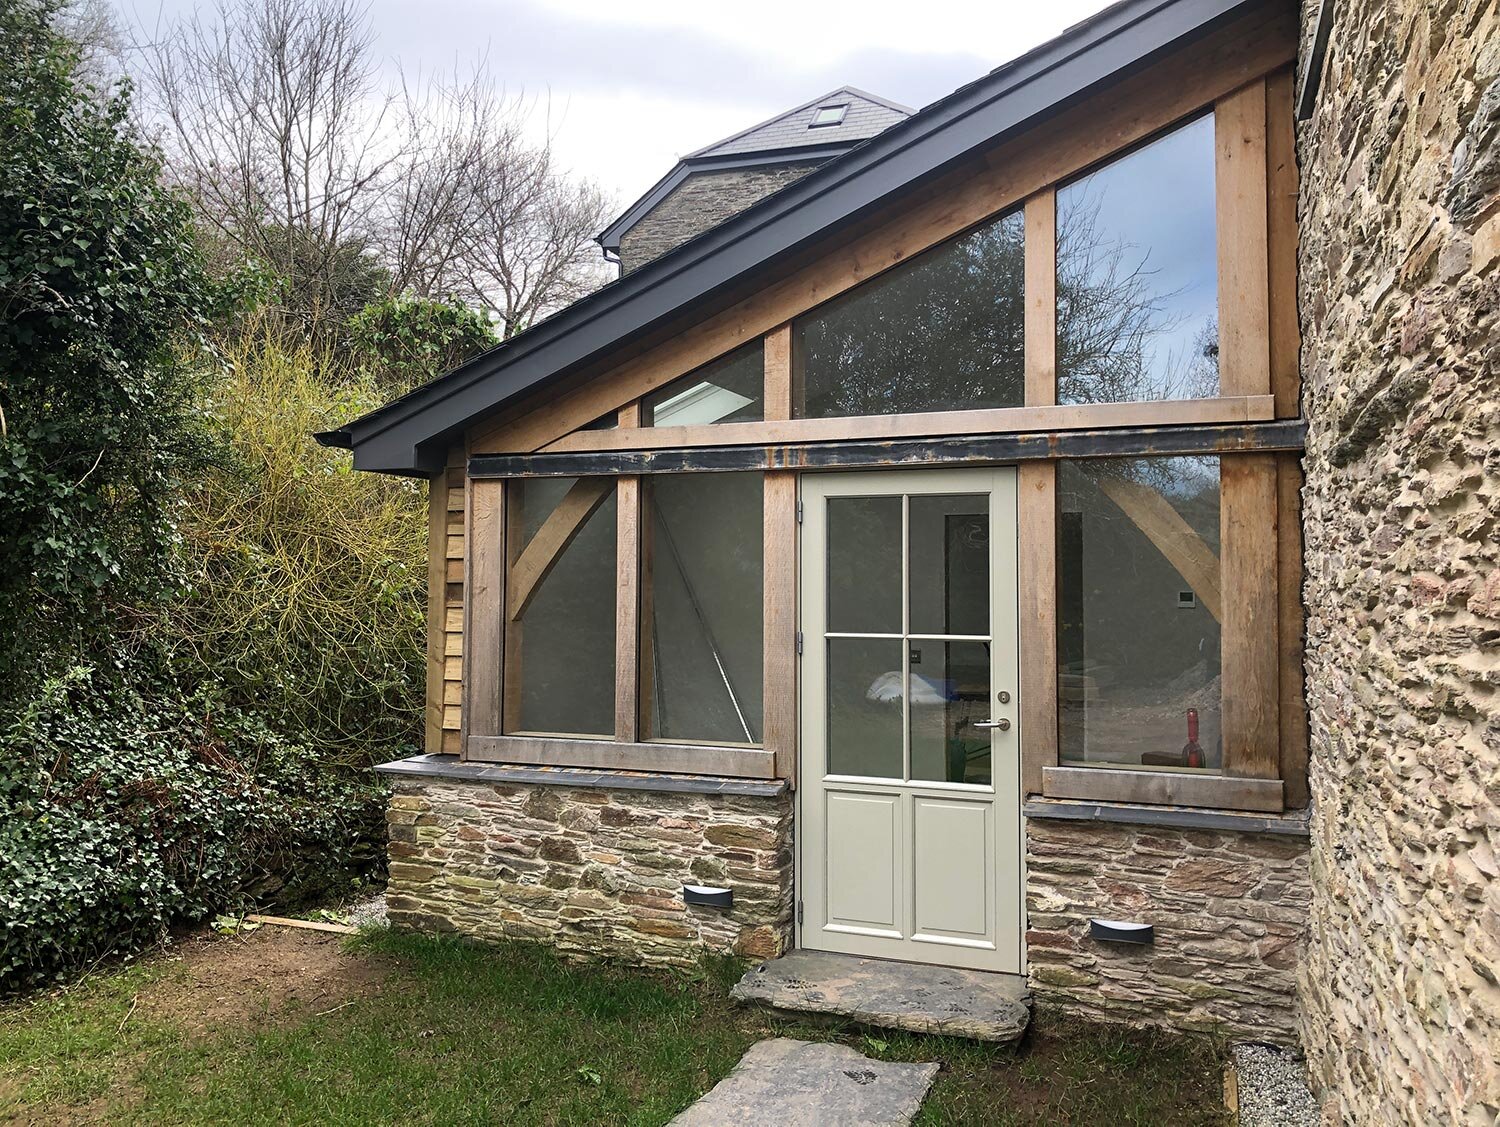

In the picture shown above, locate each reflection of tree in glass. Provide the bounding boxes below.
[1056,189,1219,405]
[796,210,1025,418]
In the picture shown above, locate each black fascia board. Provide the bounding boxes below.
[334,0,1276,475]
[595,144,862,255]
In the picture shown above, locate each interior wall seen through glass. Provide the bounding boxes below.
[1056,114,1218,405]
[643,472,764,744]
[1057,456,1222,772]
[643,342,765,426]
[793,209,1025,419]
[507,476,617,737]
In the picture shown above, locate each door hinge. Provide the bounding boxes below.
[796,500,804,524]
[795,631,804,655]
[797,900,804,926]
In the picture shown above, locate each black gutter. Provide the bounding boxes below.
[336,0,1283,475]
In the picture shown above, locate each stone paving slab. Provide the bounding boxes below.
[731,949,1031,1043]
[669,1038,939,1126]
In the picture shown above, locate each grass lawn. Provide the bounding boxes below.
[0,926,1229,1125]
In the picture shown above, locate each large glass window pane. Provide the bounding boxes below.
[643,473,763,745]
[826,496,903,634]
[909,640,992,785]
[1056,114,1218,405]
[643,342,764,426]
[1057,457,1222,771]
[793,209,1024,418]
[827,637,904,778]
[506,477,617,736]
[908,494,988,636]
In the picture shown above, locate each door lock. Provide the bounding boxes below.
[974,718,1012,731]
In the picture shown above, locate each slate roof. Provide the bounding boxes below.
[319,0,1288,475]
[596,87,912,257]
[685,87,915,159]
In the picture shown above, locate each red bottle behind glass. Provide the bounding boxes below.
[1183,708,1204,768]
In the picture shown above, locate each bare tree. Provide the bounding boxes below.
[136,0,612,346]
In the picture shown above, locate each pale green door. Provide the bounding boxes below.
[798,468,1022,973]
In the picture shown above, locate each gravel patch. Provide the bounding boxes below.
[345,892,388,929]
[1230,1043,1319,1126]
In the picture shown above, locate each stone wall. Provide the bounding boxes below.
[619,164,823,271]
[1025,817,1310,1043]
[386,778,793,965]
[1295,0,1500,1121]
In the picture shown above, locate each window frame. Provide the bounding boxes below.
[459,66,1305,811]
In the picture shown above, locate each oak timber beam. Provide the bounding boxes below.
[1098,477,1223,622]
[471,420,1307,479]
[506,477,614,621]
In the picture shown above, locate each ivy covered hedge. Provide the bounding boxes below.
[0,1,408,991]
[0,665,386,990]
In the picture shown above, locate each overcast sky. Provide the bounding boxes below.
[119,0,1114,224]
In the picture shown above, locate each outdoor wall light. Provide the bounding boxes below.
[1089,919,1155,945]
[683,884,733,909]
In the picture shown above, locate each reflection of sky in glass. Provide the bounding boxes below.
[1057,114,1217,403]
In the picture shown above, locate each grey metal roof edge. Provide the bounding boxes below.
[595,144,863,253]
[342,0,1277,474]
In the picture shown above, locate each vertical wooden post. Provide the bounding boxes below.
[1019,187,1059,795]
[424,474,448,756]
[1277,454,1308,806]
[463,477,505,746]
[764,324,793,421]
[1221,453,1281,783]
[763,470,799,783]
[1216,79,1272,398]
[1265,67,1301,419]
[615,476,642,743]
[501,483,527,733]
[1024,188,1057,408]
[1018,463,1058,796]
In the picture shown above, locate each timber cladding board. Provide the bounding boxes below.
[467,4,1297,456]
[428,460,467,756]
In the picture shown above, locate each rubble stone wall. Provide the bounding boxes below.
[1025,817,1311,1043]
[1295,0,1500,1121]
[618,164,822,270]
[385,778,793,966]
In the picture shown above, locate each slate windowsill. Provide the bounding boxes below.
[375,753,788,798]
[1022,796,1311,837]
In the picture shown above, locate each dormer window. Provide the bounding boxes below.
[810,103,848,127]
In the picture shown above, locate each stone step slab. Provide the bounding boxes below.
[731,948,1031,1043]
[669,1038,939,1126]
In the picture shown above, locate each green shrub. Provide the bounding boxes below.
[176,332,427,760]
[349,294,498,394]
[0,662,386,991]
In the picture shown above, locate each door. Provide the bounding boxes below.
[798,468,1021,973]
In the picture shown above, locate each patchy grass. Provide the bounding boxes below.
[0,928,1229,1125]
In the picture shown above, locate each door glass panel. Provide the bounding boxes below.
[827,637,904,778]
[908,495,989,636]
[909,640,993,785]
[826,496,902,633]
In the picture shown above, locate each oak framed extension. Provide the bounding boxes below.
[446,5,1305,815]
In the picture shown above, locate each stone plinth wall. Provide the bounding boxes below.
[1296,0,1500,1120]
[1025,817,1310,1043]
[385,778,793,966]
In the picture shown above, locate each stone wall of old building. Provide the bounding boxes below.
[1025,816,1311,1043]
[386,777,793,965]
[1296,0,1500,1121]
[619,164,822,271]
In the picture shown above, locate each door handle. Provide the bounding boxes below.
[974,718,1011,731]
